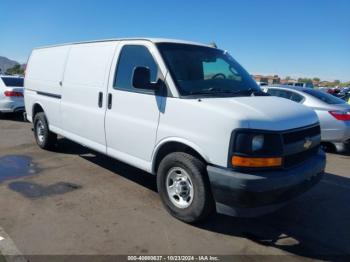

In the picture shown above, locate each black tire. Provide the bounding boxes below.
[33,112,57,150]
[157,152,215,223]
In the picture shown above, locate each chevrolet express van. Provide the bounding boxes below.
[24,39,326,222]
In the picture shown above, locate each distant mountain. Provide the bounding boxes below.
[0,56,20,74]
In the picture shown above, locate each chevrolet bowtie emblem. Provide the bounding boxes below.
[303,137,313,150]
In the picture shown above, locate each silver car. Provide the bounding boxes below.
[0,75,25,114]
[263,85,350,153]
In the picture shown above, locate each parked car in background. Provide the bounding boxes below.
[24,38,325,222]
[326,88,349,99]
[0,75,25,114]
[341,87,350,93]
[256,81,268,86]
[326,87,342,96]
[263,85,350,153]
[287,82,314,88]
[340,93,350,105]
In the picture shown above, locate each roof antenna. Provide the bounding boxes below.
[209,42,218,48]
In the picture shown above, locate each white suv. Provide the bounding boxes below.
[0,75,24,113]
[24,38,326,222]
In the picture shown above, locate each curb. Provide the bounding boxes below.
[0,227,27,262]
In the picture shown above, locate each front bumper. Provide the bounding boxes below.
[207,149,326,217]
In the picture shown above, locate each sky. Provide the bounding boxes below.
[0,0,349,81]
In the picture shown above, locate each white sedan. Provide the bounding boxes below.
[264,85,350,153]
[0,75,25,113]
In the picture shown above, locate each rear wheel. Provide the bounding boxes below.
[33,112,57,150]
[157,152,215,223]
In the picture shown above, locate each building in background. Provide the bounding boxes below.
[253,75,281,85]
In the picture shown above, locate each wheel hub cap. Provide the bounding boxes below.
[36,120,45,143]
[166,167,194,209]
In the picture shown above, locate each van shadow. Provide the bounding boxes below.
[55,138,157,192]
[55,138,349,259]
[0,112,26,122]
[200,172,350,260]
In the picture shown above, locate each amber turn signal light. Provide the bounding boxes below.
[232,156,282,168]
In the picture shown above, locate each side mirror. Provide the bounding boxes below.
[132,66,152,89]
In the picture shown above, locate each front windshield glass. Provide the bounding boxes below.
[157,43,260,96]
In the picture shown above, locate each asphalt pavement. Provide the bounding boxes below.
[0,113,349,261]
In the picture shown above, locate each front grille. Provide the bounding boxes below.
[283,125,321,144]
[284,146,319,168]
[282,125,321,168]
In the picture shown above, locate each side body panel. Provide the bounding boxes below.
[154,97,250,169]
[24,45,70,124]
[59,42,119,153]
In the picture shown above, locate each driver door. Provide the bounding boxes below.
[105,41,165,171]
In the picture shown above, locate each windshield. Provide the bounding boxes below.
[303,89,346,105]
[157,43,260,97]
[1,77,24,87]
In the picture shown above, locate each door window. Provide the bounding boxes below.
[267,89,304,103]
[114,45,158,92]
[289,92,304,103]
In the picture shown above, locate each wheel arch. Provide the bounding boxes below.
[32,102,45,120]
[151,138,210,175]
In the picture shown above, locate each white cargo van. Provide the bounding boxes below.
[25,38,325,222]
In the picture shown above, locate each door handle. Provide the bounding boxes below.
[108,93,112,109]
[98,92,103,108]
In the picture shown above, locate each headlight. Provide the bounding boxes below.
[230,131,283,168]
[231,130,283,158]
[252,135,264,152]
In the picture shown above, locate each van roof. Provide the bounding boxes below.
[34,38,212,50]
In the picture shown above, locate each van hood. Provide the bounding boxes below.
[201,96,319,131]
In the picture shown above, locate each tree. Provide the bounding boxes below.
[313,77,320,82]
[340,81,350,87]
[6,64,24,75]
[285,76,291,81]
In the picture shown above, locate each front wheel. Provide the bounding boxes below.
[157,152,215,223]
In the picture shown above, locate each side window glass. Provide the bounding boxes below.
[290,92,304,103]
[114,45,158,91]
[267,89,278,96]
[272,90,288,98]
[267,89,303,103]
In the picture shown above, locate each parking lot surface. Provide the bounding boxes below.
[0,113,349,261]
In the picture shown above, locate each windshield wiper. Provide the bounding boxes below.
[230,88,270,96]
[188,87,239,96]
